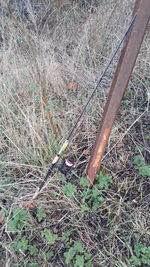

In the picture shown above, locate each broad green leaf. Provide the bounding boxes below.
[7,219,17,232]
[62,183,77,198]
[84,253,92,260]
[130,255,141,266]
[45,251,53,260]
[74,241,84,252]
[91,188,99,198]
[139,165,150,177]
[7,207,29,232]
[86,260,93,267]
[80,177,89,187]
[28,83,37,92]
[13,207,29,219]
[130,243,150,266]
[12,238,28,251]
[45,105,52,111]
[36,207,46,222]
[42,229,58,245]
[75,255,84,267]
[133,155,144,167]
[28,245,38,255]
[64,247,76,264]
[96,172,112,189]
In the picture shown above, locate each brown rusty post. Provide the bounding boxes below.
[87,0,150,185]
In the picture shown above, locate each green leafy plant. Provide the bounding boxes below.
[36,206,46,222]
[139,165,150,177]
[123,99,130,105]
[133,155,144,166]
[12,238,29,251]
[28,83,37,92]
[64,241,93,267]
[96,172,112,189]
[40,250,53,261]
[62,183,77,198]
[80,177,89,187]
[82,188,105,210]
[130,243,150,266]
[45,104,52,111]
[28,245,38,255]
[11,238,38,255]
[80,172,112,210]
[41,229,58,245]
[133,155,150,178]
[7,207,29,232]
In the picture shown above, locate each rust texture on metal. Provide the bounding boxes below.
[133,0,142,14]
[87,0,150,185]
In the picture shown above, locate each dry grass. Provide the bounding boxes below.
[0,0,150,266]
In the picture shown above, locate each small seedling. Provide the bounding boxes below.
[80,177,89,187]
[64,241,93,267]
[41,229,58,245]
[28,83,37,92]
[82,188,105,210]
[36,206,46,222]
[12,238,29,252]
[62,183,77,198]
[96,172,112,189]
[133,155,150,178]
[7,207,29,233]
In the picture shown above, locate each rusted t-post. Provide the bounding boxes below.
[87,0,150,185]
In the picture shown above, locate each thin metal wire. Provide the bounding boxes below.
[67,14,137,141]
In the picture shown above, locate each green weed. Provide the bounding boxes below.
[11,238,38,255]
[80,172,112,210]
[3,206,56,265]
[62,228,75,242]
[64,241,93,267]
[80,177,89,187]
[96,172,112,189]
[41,229,58,245]
[130,243,150,266]
[36,206,46,222]
[40,250,53,261]
[62,229,93,266]
[62,172,112,211]
[82,187,105,210]
[133,155,150,178]
[62,183,77,198]
[7,207,30,233]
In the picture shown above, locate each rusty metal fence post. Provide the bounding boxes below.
[87,0,150,185]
